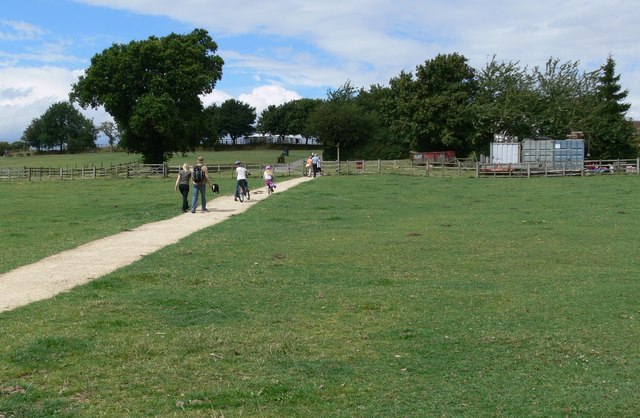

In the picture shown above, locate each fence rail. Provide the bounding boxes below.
[475,158,640,178]
[318,159,485,177]
[0,161,306,182]
[0,162,165,181]
[2,158,639,182]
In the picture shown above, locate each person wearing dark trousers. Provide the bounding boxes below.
[174,162,191,212]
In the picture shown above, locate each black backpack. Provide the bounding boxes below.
[193,164,204,182]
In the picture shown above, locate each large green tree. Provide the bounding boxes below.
[70,29,224,163]
[256,99,322,144]
[284,99,322,144]
[308,83,377,160]
[22,102,97,152]
[219,99,256,145]
[201,104,222,148]
[530,58,596,139]
[388,53,477,153]
[257,104,288,141]
[471,58,538,152]
[584,56,636,158]
[356,84,407,159]
[22,117,46,151]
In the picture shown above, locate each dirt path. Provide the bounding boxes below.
[0,176,312,313]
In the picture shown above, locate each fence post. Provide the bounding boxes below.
[637,157,639,176]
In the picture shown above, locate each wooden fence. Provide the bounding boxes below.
[0,162,165,181]
[475,158,640,178]
[319,159,479,177]
[2,158,639,182]
[320,158,640,178]
[0,161,306,182]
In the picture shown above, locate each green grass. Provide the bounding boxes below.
[0,149,318,169]
[1,175,639,417]
[0,176,262,274]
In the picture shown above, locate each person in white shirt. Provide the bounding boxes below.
[234,160,251,201]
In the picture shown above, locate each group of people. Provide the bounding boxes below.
[173,156,212,213]
[305,153,322,177]
[174,157,277,212]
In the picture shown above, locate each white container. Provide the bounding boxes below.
[490,142,521,164]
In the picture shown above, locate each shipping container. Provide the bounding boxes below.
[522,139,553,164]
[490,142,520,164]
[521,138,584,168]
[553,139,584,169]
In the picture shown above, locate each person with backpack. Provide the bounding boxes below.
[190,156,210,213]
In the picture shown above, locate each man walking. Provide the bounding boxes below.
[191,156,210,213]
[311,153,319,177]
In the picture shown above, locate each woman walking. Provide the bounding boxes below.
[174,163,191,212]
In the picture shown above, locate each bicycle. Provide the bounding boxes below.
[265,179,275,194]
[236,181,250,202]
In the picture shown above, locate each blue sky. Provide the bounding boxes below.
[1,0,639,143]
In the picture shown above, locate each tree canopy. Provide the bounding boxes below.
[254,54,636,161]
[70,29,223,163]
[218,99,256,144]
[584,56,636,158]
[59,30,636,161]
[386,53,478,154]
[22,102,97,153]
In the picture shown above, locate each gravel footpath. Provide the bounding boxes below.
[0,176,312,313]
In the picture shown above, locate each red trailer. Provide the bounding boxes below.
[412,151,456,163]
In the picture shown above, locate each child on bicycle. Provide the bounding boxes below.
[263,165,276,192]
[234,160,251,201]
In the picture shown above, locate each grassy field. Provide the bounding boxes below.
[1,175,639,416]
[0,175,266,274]
[0,149,318,169]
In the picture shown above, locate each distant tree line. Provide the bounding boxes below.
[17,29,636,163]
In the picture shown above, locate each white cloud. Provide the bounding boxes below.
[0,19,45,41]
[3,0,639,142]
[0,66,75,140]
[238,85,301,116]
[80,0,638,115]
[200,89,232,107]
[0,66,112,141]
[202,84,301,117]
